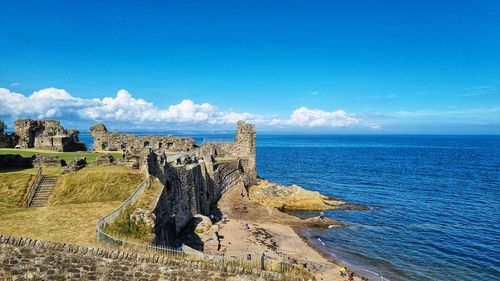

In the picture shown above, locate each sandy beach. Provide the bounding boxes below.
[212,184,365,281]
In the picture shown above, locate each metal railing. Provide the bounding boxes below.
[96,175,152,241]
[97,225,303,275]
[95,173,308,276]
[22,167,42,208]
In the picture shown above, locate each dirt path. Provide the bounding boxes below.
[214,184,365,281]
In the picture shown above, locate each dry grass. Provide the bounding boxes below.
[0,202,120,247]
[0,167,61,209]
[134,177,164,210]
[48,166,144,205]
[0,165,146,247]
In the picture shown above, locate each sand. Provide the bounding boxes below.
[212,184,365,281]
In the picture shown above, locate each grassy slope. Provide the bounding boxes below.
[0,165,144,246]
[104,178,164,243]
[0,167,62,209]
[0,148,122,164]
[48,166,144,205]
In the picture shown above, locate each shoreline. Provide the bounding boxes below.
[293,226,390,281]
[212,183,369,281]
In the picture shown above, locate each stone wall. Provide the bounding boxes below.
[0,235,283,281]
[0,120,15,148]
[32,154,66,168]
[90,123,196,152]
[0,155,32,169]
[142,147,243,246]
[200,121,257,184]
[13,119,86,151]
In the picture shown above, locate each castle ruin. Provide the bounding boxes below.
[90,120,257,245]
[13,119,86,152]
[90,123,196,152]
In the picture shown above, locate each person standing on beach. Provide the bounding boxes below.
[340,266,347,277]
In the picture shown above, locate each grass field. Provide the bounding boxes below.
[0,165,145,246]
[0,148,122,164]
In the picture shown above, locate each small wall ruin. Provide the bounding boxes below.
[13,119,86,152]
[0,120,15,148]
[90,123,196,152]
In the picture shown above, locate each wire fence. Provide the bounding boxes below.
[96,175,152,240]
[95,173,309,276]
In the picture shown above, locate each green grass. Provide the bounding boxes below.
[0,148,122,164]
[0,169,33,209]
[104,205,151,241]
[104,178,164,243]
[48,166,144,205]
[0,165,146,246]
[0,167,62,209]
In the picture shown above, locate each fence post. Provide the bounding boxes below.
[260,252,265,271]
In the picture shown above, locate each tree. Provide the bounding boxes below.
[0,120,5,133]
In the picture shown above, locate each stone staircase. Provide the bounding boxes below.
[29,176,58,207]
[216,161,242,192]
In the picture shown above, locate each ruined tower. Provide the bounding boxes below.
[234,121,257,181]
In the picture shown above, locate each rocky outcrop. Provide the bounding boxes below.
[249,180,346,211]
[130,208,157,229]
[62,157,86,174]
[179,214,219,252]
[96,153,115,166]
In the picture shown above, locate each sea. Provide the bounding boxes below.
[79,133,500,281]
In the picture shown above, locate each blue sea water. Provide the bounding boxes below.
[80,133,500,281]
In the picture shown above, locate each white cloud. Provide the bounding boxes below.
[0,87,98,119]
[0,87,365,129]
[0,87,258,125]
[270,107,360,128]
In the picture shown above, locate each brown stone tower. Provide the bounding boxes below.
[234,121,257,182]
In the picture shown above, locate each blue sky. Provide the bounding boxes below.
[1,0,499,133]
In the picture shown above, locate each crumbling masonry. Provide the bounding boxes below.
[13,119,86,151]
[90,123,196,152]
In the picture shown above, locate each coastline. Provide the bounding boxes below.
[212,183,369,281]
[293,226,391,281]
